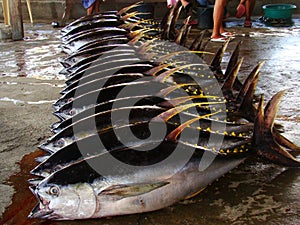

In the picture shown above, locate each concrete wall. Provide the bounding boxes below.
[0,0,299,23]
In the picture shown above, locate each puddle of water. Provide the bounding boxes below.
[0,81,65,88]
[0,24,65,80]
[0,97,56,105]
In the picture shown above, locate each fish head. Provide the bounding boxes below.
[55,98,74,109]
[29,182,96,220]
[39,138,68,153]
[53,110,71,121]
[54,107,81,121]
[52,99,66,111]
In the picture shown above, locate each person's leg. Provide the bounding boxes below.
[94,0,100,13]
[245,0,255,21]
[61,0,73,26]
[244,0,255,27]
[86,3,94,15]
[211,0,227,38]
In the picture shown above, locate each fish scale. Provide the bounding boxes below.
[29,1,300,220]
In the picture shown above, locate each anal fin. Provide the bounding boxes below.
[184,187,206,200]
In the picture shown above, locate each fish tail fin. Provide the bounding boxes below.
[189,29,207,51]
[168,2,183,40]
[174,16,190,45]
[222,57,244,94]
[238,72,260,122]
[236,61,265,103]
[210,39,230,78]
[180,25,192,46]
[224,41,241,78]
[254,92,300,167]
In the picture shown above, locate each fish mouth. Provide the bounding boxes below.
[53,111,68,121]
[38,142,54,154]
[28,187,58,220]
[28,203,54,219]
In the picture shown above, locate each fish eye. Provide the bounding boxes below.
[49,185,60,196]
[62,110,69,116]
[68,109,76,116]
[54,138,65,147]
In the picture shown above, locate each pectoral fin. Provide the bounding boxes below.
[101,182,169,197]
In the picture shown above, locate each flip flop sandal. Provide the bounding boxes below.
[210,37,228,43]
[221,32,235,38]
[236,4,246,18]
[244,20,252,28]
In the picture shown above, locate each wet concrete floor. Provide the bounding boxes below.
[0,17,299,225]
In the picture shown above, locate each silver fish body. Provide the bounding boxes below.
[29,155,245,220]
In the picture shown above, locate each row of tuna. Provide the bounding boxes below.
[28,1,300,220]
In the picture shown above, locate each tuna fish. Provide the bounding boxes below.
[29,1,300,221]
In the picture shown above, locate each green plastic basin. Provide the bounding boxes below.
[262,4,297,19]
